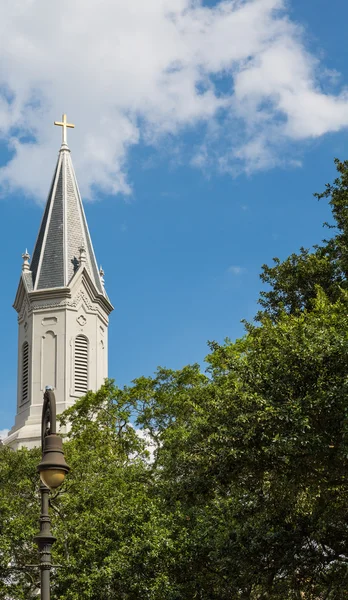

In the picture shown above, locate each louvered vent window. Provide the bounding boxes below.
[22,342,29,404]
[75,335,88,394]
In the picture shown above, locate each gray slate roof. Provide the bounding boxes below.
[30,143,104,294]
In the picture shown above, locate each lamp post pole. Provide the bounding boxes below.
[34,387,69,600]
[34,484,56,600]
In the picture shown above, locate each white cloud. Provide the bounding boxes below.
[0,429,9,441]
[228,265,246,275]
[135,428,157,463]
[0,0,347,200]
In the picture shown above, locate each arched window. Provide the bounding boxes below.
[74,335,88,394]
[22,342,29,404]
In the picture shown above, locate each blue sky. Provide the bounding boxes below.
[0,0,347,430]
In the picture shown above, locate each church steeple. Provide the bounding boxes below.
[29,137,104,295]
[5,116,113,450]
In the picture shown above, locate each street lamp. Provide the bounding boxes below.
[34,387,70,600]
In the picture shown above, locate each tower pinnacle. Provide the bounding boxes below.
[22,249,30,272]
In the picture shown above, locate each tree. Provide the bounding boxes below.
[53,382,178,600]
[0,383,179,600]
[257,159,348,321]
[134,290,348,598]
[0,445,40,599]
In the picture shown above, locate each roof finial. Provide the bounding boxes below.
[54,113,75,146]
[79,245,87,265]
[22,249,30,272]
[99,265,105,286]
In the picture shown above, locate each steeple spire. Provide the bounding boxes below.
[29,118,105,295]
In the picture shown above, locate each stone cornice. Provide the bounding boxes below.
[14,268,112,325]
[14,275,72,313]
[13,277,26,314]
[29,287,71,302]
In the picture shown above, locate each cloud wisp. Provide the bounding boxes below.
[0,0,347,200]
[0,429,9,441]
[228,266,246,275]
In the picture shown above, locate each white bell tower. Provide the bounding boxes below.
[5,115,113,449]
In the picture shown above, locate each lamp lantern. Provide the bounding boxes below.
[34,387,70,600]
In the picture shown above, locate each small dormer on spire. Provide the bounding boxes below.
[79,245,87,265]
[22,249,30,272]
[99,265,105,287]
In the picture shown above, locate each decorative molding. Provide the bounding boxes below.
[77,314,87,326]
[68,289,97,312]
[30,287,71,301]
[17,287,71,317]
[40,331,57,391]
[14,276,28,315]
[29,301,68,312]
[41,316,58,326]
[21,300,108,327]
[69,266,113,315]
[69,337,74,396]
[18,298,30,323]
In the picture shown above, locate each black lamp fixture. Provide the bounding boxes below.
[37,387,69,489]
[34,387,70,600]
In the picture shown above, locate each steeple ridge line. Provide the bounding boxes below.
[33,151,64,291]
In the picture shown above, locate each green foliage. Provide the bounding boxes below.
[0,445,40,599]
[2,160,348,598]
[133,290,348,598]
[53,382,177,600]
[258,158,348,321]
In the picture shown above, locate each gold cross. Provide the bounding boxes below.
[54,113,75,145]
